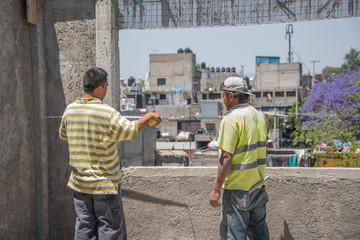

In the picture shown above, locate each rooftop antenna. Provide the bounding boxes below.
[285,24,294,63]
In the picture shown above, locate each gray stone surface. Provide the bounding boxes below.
[0,1,37,238]
[122,167,360,240]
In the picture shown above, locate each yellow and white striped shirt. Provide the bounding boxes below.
[59,97,138,194]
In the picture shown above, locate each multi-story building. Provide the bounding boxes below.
[148,48,201,104]
[251,60,311,114]
[147,49,241,104]
[199,64,239,92]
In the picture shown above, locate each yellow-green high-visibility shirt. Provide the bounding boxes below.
[216,103,269,191]
[59,97,138,195]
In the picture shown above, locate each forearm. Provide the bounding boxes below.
[213,151,233,193]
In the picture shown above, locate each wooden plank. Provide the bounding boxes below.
[27,0,36,24]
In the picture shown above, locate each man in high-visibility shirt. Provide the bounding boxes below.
[209,77,269,240]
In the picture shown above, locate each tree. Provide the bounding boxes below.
[341,47,360,71]
[322,66,342,81]
[281,99,305,147]
[295,68,360,148]
[322,48,360,80]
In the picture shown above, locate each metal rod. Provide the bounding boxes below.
[248,175,270,194]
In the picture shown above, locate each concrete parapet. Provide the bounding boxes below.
[122,167,360,240]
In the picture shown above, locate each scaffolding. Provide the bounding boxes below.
[117,0,360,29]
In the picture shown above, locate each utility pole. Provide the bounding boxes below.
[311,60,320,86]
[285,24,294,63]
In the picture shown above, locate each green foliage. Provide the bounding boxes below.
[321,48,360,80]
[322,66,342,81]
[287,98,305,139]
[341,47,360,71]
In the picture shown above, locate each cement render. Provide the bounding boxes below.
[0,1,37,238]
[122,167,360,240]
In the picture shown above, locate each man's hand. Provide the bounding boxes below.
[209,189,221,208]
[150,112,162,125]
[137,112,162,133]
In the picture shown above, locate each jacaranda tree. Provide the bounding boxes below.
[296,67,360,148]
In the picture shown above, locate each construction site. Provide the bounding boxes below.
[1,0,360,239]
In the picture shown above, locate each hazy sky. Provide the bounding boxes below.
[118,17,360,81]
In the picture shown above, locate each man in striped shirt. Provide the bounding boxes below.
[209,77,269,240]
[59,67,161,240]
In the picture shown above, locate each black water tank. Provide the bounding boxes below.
[156,130,161,138]
[185,48,192,53]
[216,67,220,72]
[128,76,135,86]
[211,67,215,72]
[178,48,184,53]
[190,131,195,141]
[226,67,230,72]
[221,67,225,72]
[231,67,236,72]
[201,62,206,69]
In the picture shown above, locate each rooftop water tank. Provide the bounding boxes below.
[128,76,135,87]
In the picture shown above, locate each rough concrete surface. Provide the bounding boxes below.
[122,167,360,240]
[0,0,37,238]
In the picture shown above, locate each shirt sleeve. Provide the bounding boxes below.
[59,115,68,142]
[216,114,239,154]
[109,111,138,142]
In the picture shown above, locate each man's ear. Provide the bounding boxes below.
[229,92,234,100]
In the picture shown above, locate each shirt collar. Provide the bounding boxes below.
[75,97,103,104]
[225,103,251,116]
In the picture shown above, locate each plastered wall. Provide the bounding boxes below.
[122,167,360,240]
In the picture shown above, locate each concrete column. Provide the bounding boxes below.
[96,0,120,110]
[34,0,49,239]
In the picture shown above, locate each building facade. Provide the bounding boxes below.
[251,62,310,114]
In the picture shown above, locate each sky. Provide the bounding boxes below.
[118,17,360,82]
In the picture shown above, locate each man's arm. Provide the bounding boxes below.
[209,150,233,208]
[137,112,162,134]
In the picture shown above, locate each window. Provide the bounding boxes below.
[159,94,166,100]
[286,91,296,97]
[253,92,261,98]
[206,123,216,133]
[275,91,284,97]
[263,92,272,98]
[179,122,188,131]
[157,78,166,85]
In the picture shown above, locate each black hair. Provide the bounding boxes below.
[83,67,108,93]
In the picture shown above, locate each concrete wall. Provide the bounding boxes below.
[0,0,118,239]
[122,167,360,240]
[121,126,157,167]
[254,62,302,91]
[0,1,38,238]
[149,53,199,92]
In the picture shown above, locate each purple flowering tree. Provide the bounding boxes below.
[296,68,360,148]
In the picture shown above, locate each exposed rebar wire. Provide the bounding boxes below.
[117,0,360,29]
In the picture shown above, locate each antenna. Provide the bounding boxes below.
[285,24,294,63]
